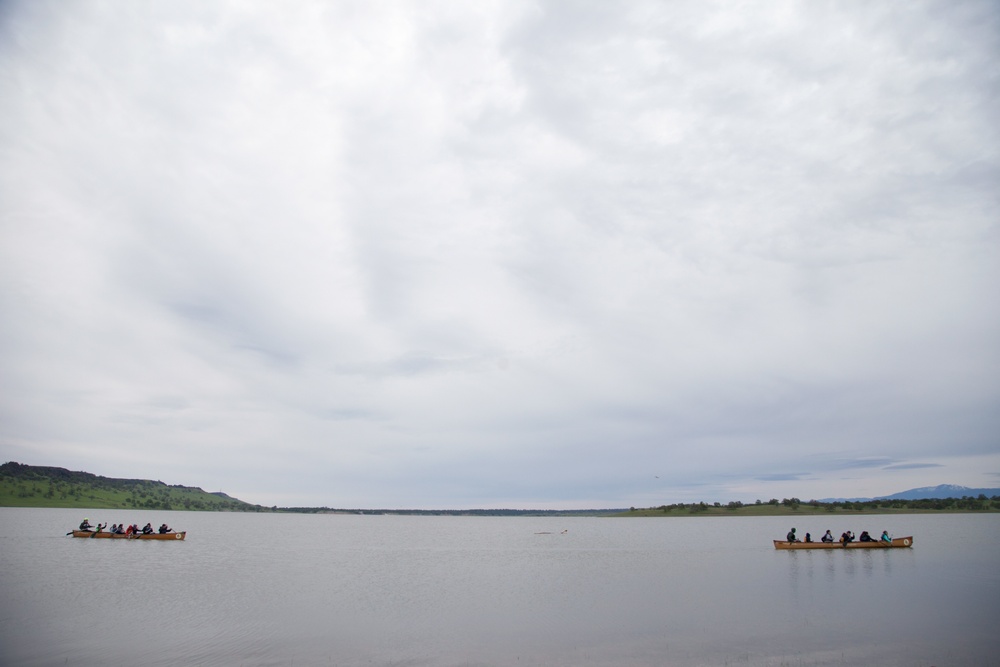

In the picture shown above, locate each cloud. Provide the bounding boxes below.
[1,0,998,508]
[831,458,898,471]
[755,473,813,482]
[882,463,945,471]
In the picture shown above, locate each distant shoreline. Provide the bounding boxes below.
[3,462,998,515]
[614,503,1000,517]
[3,499,998,517]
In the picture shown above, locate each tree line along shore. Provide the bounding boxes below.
[3,462,998,515]
[619,496,1000,516]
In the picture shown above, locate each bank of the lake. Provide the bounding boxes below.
[617,498,1000,516]
[0,462,265,512]
[6,463,999,517]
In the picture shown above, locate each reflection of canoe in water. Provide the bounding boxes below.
[774,536,912,550]
[70,531,186,540]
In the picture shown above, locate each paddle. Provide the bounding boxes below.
[65,529,94,537]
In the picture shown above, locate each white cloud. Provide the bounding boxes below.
[1,0,998,508]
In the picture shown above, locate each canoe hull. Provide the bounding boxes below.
[70,531,186,541]
[774,536,912,550]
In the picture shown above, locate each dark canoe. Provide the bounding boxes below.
[70,531,186,541]
[773,536,912,550]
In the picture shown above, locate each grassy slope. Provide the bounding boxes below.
[0,462,265,511]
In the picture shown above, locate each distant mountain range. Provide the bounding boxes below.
[820,484,1000,503]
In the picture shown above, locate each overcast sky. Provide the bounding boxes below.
[1,1,998,509]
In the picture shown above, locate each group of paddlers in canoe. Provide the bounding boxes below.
[78,517,173,535]
[788,527,891,544]
[70,518,186,540]
[775,527,913,550]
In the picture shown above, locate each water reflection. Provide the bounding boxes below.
[789,546,902,590]
[824,550,838,583]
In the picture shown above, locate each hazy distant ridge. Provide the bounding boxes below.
[821,484,1000,503]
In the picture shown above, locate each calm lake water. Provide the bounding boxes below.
[0,508,997,666]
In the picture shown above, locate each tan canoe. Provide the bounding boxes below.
[70,530,186,540]
[774,536,912,550]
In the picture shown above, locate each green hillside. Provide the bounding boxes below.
[0,462,267,511]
